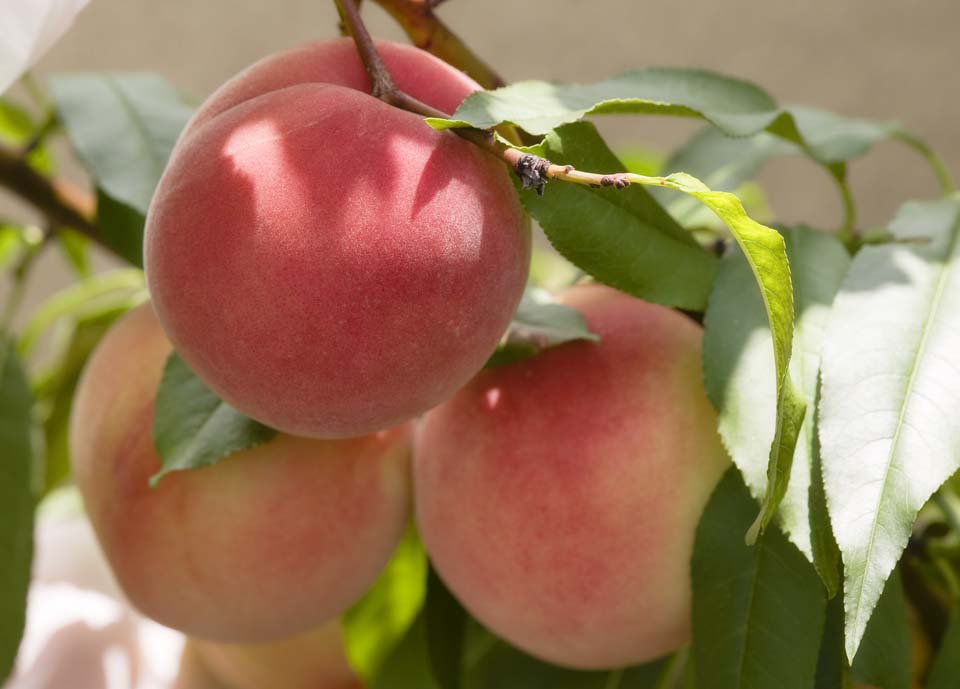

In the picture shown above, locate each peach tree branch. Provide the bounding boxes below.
[369,0,505,90]
[335,0,647,196]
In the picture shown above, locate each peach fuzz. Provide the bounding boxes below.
[69,303,412,642]
[190,621,360,689]
[145,39,530,438]
[415,284,730,669]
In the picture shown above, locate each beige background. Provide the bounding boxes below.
[4,0,959,311]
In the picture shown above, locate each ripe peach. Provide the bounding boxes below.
[415,284,730,669]
[190,621,360,689]
[144,39,530,438]
[70,303,412,642]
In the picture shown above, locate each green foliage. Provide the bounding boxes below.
[692,470,827,689]
[928,612,960,689]
[703,227,848,593]
[649,171,804,536]
[520,122,717,311]
[461,624,671,689]
[48,72,193,266]
[151,352,277,485]
[427,70,940,173]
[849,571,912,689]
[487,285,599,367]
[344,526,428,684]
[0,344,36,683]
[819,197,960,660]
[5,11,960,687]
[48,72,192,214]
[424,568,467,689]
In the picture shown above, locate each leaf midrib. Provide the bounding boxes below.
[733,535,767,687]
[849,211,960,647]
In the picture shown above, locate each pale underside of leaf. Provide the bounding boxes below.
[819,198,960,661]
[703,228,848,586]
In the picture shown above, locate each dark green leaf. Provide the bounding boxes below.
[692,469,827,689]
[928,612,960,689]
[519,122,717,311]
[703,227,849,592]
[95,187,145,267]
[850,571,911,689]
[371,614,440,689]
[150,352,276,485]
[345,525,428,684]
[819,197,960,660]
[487,286,599,367]
[48,72,192,214]
[462,626,668,689]
[425,567,467,689]
[814,595,848,689]
[0,344,36,682]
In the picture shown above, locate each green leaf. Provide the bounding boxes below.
[0,344,36,683]
[656,126,795,227]
[461,625,669,689]
[19,268,146,355]
[429,68,785,138]
[33,312,130,495]
[371,614,440,689]
[703,227,849,592]
[424,567,467,689]
[427,71,926,169]
[48,72,192,214]
[819,197,960,661]
[345,525,428,684]
[850,571,911,689]
[150,352,276,485]
[928,612,960,689]
[95,187,146,267]
[814,594,848,689]
[641,171,802,534]
[487,286,599,367]
[691,469,827,689]
[519,122,717,311]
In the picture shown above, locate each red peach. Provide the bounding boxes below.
[145,39,530,438]
[70,303,412,642]
[190,621,360,689]
[415,284,730,669]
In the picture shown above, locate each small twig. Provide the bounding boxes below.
[369,0,505,89]
[335,0,659,196]
[0,143,112,255]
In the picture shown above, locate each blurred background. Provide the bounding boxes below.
[3,0,959,312]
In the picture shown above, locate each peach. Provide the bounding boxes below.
[144,39,530,438]
[415,284,730,669]
[69,303,412,642]
[190,621,360,689]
